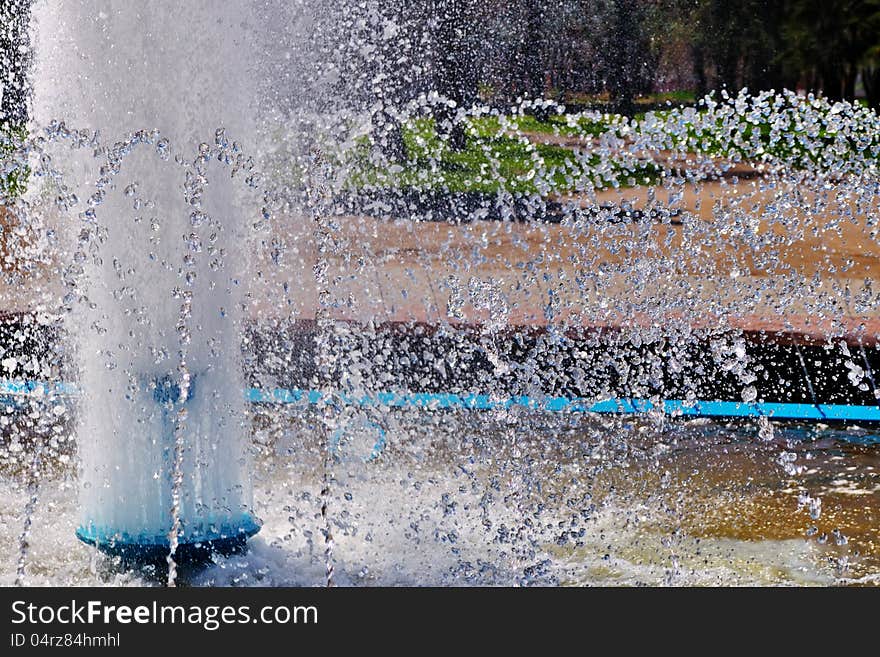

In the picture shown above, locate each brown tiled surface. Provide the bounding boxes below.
[4,177,879,344]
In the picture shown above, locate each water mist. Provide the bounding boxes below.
[30,0,263,570]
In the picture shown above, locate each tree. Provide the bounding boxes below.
[687,0,788,95]
[863,42,880,108]
[782,0,880,102]
[432,0,480,150]
[596,0,656,114]
[519,0,549,100]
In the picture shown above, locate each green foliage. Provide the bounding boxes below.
[468,113,610,139]
[342,91,879,199]
[636,90,880,173]
[641,91,698,106]
[0,123,28,200]
[343,114,661,195]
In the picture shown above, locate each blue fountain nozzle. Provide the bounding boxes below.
[76,514,262,565]
[151,372,196,404]
[75,370,259,566]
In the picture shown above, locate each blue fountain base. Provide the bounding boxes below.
[76,515,261,566]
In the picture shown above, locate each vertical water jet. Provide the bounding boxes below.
[30,0,262,567]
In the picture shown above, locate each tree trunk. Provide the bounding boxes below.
[522,0,545,102]
[822,68,843,101]
[863,66,880,109]
[843,68,856,103]
[716,49,739,93]
[692,44,707,99]
[605,0,636,115]
[433,0,474,151]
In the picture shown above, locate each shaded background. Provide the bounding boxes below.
[5,1,880,124]
[324,0,880,118]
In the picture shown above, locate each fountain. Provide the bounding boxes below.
[29,0,264,576]
[0,1,879,587]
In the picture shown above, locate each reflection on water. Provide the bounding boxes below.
[2,409,877,586]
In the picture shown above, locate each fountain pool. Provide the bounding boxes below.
[0,0,879,586]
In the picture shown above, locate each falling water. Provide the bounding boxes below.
[1,1,880,587]
[29,1,264,577]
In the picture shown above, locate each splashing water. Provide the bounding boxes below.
[26,1,266,582]
[1,1,879,586]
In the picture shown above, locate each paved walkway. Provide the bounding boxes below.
[246,176,880,344]
[3,176,880,345]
